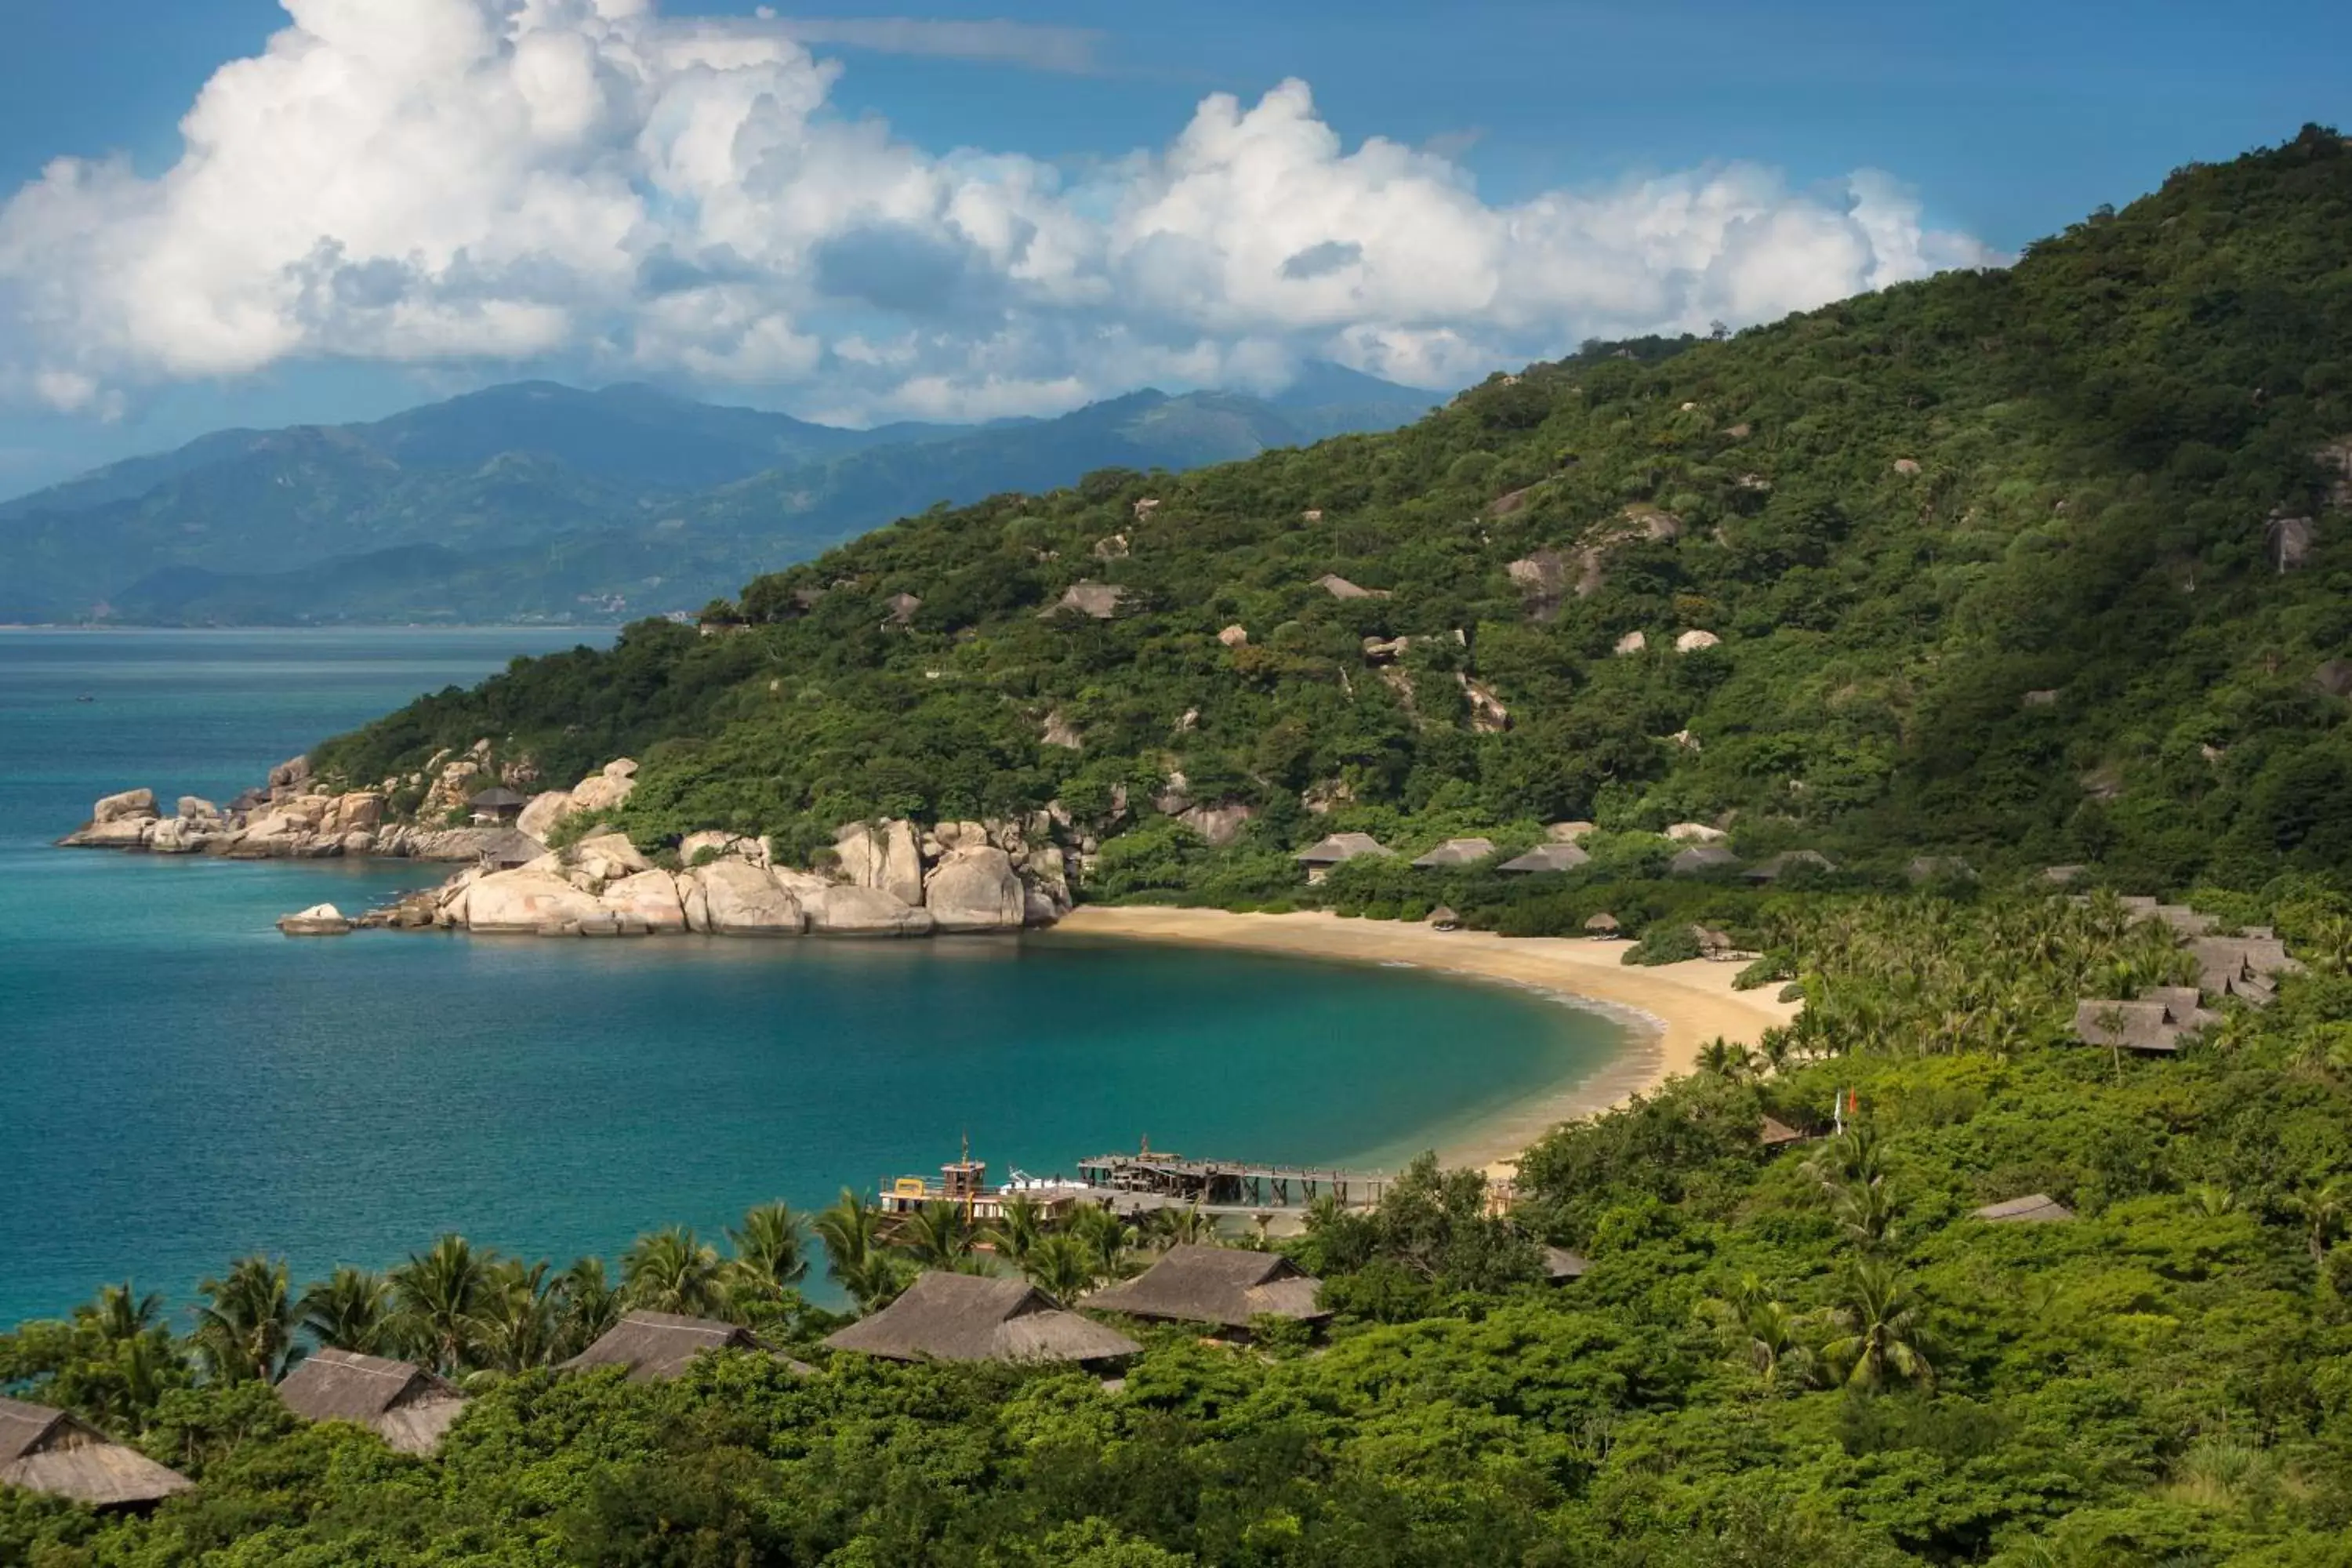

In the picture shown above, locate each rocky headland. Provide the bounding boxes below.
[62,747,1075,941]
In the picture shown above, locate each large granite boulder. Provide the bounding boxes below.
[148,817,225,855]
[93,789,158,825]
[804,885,934,938]
[322,792,383,834]
[570,760,638,815]
[924,847,1026,933]
[277,903,351,936]
[516,789,576,841]
[64,818,155,848]
[836,819,924,906]
[464,869,605,934]
[683,858,807,935]
[601,870,688,934]
[177,796,220,821]
[1022,844,1074,925]
[573,833,652,883]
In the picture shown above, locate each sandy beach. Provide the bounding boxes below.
[1054,907,1801,1178]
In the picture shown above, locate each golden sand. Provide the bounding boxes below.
[1054,907,1800,1177]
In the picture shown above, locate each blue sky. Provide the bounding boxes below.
[0,0,2346,494]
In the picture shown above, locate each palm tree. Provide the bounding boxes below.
[2307,913,2352,976]
[622,1226,728,1318]
[78,1282,163,1346]
[1140,1201,1218,1250]
[1833,1179,1901,1252]
[1807,1127,1884,1195]
[1697,1279,1815,1392]
[1023,1233,1099,1301]
[300,1266,394,1355]
[1067,1204,1140,1284]
[897,1201,979,1269]
[475,1258,561,1372]
[389,1234,495,1375]
[192,1255,301,1384]
[981,1193,1051,1269]
[2291,1178,2347,1264]
[2186,1182,2238,1218]
[1818,1261,1935,1392]
[552,1258,622,1359]
[725,1203,811,1308]
[815,1189,907,1312]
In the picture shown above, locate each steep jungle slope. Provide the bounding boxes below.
[314,132,2352,893]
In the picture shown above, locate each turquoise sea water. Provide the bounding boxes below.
[0,629,1622,1324]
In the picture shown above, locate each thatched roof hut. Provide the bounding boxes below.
[2071,1000,2183,1054]
[1668,845,1739,877]
[0,1398,191,1509]
[1295,833,1391,867]
[884,592,924,626]
[823,1272,1141,1364]
[477,827,546,869]
[1499,843,1590,874]
[1583,911,1622,937]
[1906,855,1976,884]
[1758,1116,1807,1148]
[1973,1194,2074,1224]
[2191,935,2301,1006]
[1426,906,1462,931]
[560,1312,779,1382]
[1744,850,1835,883]
[1410,837,1497,868]
[1692,925,1737,960]
[275,1349,466,1455]
[1541,1246,1590,1283]
[1083,1245,1327,1329]
[1040,581,1128,620]
[467,786,527,823]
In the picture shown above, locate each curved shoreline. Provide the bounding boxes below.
[1054,907,1802,1178]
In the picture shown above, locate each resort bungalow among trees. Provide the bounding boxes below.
[466,786,528,825]
[1410,837,1496,869]
[274,1348,468,1456]
[1668,845,1739,877]
[1294,833,1392,884]
[823,1273,1141,1366]
[1083,1245,1329,1334]
[560,1312,780,1382]
[1499,843,1591,875]
[1973,1194,2076,1224]
[0,1399,191,1510]
[1744,850,1837,884]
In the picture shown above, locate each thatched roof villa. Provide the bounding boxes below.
[1410,837,1497,868]
[1973,1194,2075,1223]
[2192,935,2302,1006]
[2071,999,2187,1054]
[1744,850,1836,884]
[1759,1116,1808,1149]
[466,786,527,825]
[477,827,545,870]
[823,1273,1141,1365]
[1692,925,1737,960]
[1083,1245,1328,1330]
[561,1312,786,1382]
[1296,833,1392,883]
[275,1349,467,1455]
[0,1398,191,1509]
[1499,842,1590,874]
[1583,912,1623,937]
[1541,1246,1591,1283]
[1668,845,1739,877]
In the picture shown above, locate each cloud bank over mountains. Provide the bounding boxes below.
[0,0,1997,424]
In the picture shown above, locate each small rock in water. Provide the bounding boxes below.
[277,903,352,937]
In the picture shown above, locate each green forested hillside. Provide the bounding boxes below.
[317,132,2352,896]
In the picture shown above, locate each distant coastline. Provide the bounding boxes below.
[1054,907,1802,1177]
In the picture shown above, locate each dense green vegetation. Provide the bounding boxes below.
[9,888,2352,1565]
[314,131,2352,897]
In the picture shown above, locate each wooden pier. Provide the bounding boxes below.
[1075,1149,1388,1209]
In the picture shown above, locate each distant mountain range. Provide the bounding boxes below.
[0,367,1439,624]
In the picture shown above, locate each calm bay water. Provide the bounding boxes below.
[0,629,1620,1324]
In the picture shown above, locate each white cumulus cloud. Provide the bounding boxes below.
[0,0,1998,423]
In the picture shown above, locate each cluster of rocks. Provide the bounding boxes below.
[56,756,498,863]
[395,815,1074,940]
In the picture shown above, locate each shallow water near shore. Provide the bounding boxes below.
[0,629,1624,1323]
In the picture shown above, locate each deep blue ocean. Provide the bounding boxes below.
[0,628,1617,1323]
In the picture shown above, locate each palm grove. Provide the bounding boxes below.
[8,132,2352,1565]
